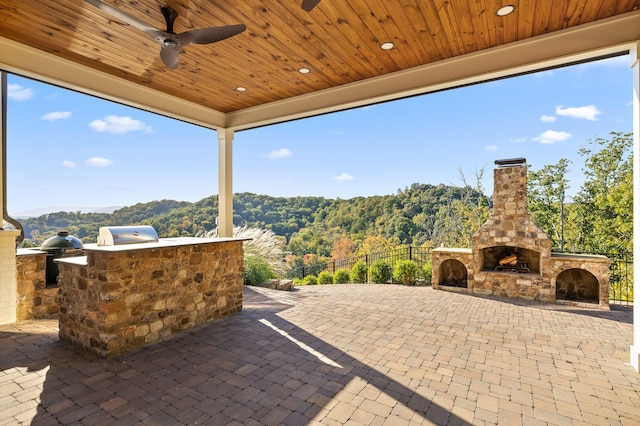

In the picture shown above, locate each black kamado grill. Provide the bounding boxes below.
[40,230,83,286]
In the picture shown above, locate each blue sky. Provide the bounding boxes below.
[6,54,633,215]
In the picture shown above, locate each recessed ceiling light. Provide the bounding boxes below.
[496,5,515,16]
[298,67,311,74]
[380,42,394,50]
[235,86,247,92]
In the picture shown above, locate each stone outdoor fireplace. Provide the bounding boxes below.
[432,158,612,309]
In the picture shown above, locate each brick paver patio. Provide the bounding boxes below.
[1,284,638,425]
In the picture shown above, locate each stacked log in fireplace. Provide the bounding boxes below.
[495,253,531,273]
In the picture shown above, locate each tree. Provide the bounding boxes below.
[527,158,571,251]
[383,215,417,245]
[356,235,394,256]
[573,132,633,253]
[432,167,490,247]
[331,236,356,260]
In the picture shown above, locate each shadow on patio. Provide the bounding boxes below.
[1,284,638,425]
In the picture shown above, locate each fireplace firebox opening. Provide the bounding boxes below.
[480,246,540,274]
[438,259,468,288]
[556,268,599,304]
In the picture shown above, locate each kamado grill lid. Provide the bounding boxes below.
[40,230,83,250]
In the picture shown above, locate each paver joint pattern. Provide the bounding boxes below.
[0,284,638,425]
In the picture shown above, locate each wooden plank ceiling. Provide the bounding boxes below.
[0,0,639,128]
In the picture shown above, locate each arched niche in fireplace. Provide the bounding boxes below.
[556,268,599,304]
[438,259,468,288]
[480,246,540,274]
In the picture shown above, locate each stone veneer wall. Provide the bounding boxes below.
[549,253,612,307]
[58,239,244,357]
[469,164,554,301]
[472,165,552,260]
[432,248,473,290]
[433,250,611,307]
[16,250,60,320]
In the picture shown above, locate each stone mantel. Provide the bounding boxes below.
[57,237,246,357]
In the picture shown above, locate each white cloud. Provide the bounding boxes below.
[485,145,498,152]
[574,55,629,71]
[540,115,556,123]
[333,172,354,182]
[84,157,113,167]
[89,115,152,134]
[266,148,293,159]
[42,111,72,121]
[62,160,77,168]
[533,70,554,78]
[509,137,526,144]
[533,130,572,144]
[7,84,34,101]
[555,105,602,121]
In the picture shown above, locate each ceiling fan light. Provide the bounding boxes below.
[380,42,394,50]
[163,39,178,48]
[496,5,516,16]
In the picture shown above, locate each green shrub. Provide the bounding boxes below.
[369,260,392,283]
[393,259,418,285]
[350,260,368,283]
[333,269,350,284]
[317,271,334,284]
[302,275,318,285]
[244,254,276,285]
[422,260,433,285]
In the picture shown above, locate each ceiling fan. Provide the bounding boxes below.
[84,0,246,69]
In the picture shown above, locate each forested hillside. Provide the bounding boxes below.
[18,131,633,260]
[19,183,489,257]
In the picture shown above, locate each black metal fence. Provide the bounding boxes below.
[283,247,433,284]
[604,251,634,305]
[282,247,634,304]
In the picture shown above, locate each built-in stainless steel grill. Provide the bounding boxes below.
[98,225,159,246]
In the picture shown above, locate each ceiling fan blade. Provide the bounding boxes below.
[84,0,158,35]
[301,0,321,11]
[178,24,247,45]
[160,46,180,69]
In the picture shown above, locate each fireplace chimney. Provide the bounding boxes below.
[472,159,551,274]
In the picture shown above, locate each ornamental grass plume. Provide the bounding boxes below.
[197,226,287,277]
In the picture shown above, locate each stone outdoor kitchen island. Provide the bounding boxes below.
[56,236,245,357]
